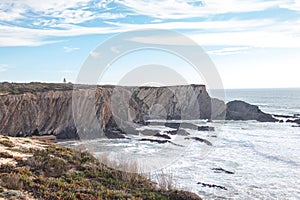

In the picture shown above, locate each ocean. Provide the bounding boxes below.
[60,88,300,199]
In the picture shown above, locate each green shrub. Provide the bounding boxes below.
[0,140,14,148]
[0,174,23,190]
[44,157,68,177]
[0,152,13,158]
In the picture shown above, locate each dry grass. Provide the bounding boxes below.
[96,153,175,191]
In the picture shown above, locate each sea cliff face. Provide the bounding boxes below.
[0,83,278,139]
[0,90,75,138]
[0,84,217,139]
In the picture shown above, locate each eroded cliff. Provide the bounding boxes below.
[0,83,277,139]
[0,83,217,139]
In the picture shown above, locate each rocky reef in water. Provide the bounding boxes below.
[0,82,278,139]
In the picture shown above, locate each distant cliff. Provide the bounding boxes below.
[0,82,277,139]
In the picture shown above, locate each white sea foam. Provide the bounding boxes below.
[59,89,300,199]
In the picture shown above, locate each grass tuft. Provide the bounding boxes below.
[0,140,14,148]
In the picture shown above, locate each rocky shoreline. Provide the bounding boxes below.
[0,82,283,140]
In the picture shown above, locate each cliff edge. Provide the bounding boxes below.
[0,82,277,139]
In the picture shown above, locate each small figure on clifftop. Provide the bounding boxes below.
[63,78,66,83]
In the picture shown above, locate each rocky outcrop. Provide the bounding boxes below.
[225,100,277,122]
[287,119,300,124]
[197,182,227,190]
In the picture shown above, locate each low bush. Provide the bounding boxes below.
[0,151,13,158]
[0,140,14,148]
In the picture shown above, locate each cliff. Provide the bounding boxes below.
[0,83,217,139]
[0,83,277,139]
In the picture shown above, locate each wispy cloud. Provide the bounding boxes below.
[207,47,251,56]
[63,46,80,53]
[117,0,283,19]
[0,0,300,48]
[280,0,300,11]
[0,64,9,72]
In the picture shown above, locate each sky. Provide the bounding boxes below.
[0,0,300,89]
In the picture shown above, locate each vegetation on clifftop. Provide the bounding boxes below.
[0,136,201,200]
[0,82,74,95]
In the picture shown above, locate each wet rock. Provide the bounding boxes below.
[104,129,126,139]
[177,129,190,136]
[147,121,205,131]
[140,129,159,136]
[164,129,190,136]
[212,167,234,174]
[292,125,300,127]
[273,114,295,118]
[154,133,171,139]
[179,122,199,130]
[293,114,300,118]
[184,137,212,146]
[287,119,300,124]
[119,122,140,135]
[226,100,278,122]
[165,130,178,135]
[198,126,215,131]
[197,182,227,190]
[164,122,180,129]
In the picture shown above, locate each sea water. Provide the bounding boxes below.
[60,88,300,199]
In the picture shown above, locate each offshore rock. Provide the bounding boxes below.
[226,100,277,122]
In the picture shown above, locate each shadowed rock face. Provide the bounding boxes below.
[225,100,277,122]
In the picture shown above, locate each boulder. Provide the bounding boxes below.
[104,129,126,139]
[164,129,190,136]
[198,126,215,131]
[154,133,171,139]
[197,182,227,190]
[140,129,159,136]
[226,100,277,122]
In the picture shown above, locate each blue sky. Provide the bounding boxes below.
[0,0,300,89]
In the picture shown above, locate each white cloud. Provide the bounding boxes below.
[207,47,250,55]
[0,64,9,72]
[63,46,80,53]
[0,24,124,46]
[116,0,283,19]
[0,0,124,25]
[1,18,300,48]
[0,0,300,48]
[189,30,300,48]
[280,0,300,11]
[121,19,300,48]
